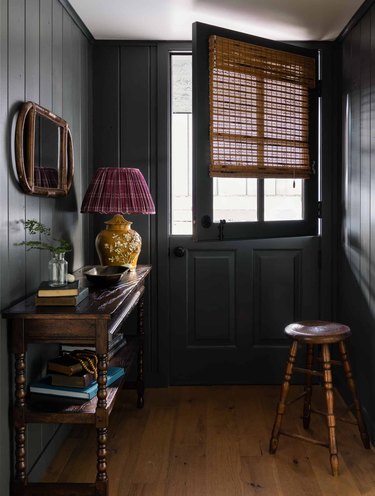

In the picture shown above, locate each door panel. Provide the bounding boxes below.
[170,236,320,384]
[188,251,236,346]
[253,249,302,345]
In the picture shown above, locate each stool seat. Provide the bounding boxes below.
[285,320,351,344]
[269,320,369,476]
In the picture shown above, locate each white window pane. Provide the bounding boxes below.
[213,178,257,223]
[216,178,247,196]
[171,54,193,235]
[264,179,303,221]
[172,114,190,197]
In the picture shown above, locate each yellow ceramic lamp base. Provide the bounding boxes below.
[95,214,141,270]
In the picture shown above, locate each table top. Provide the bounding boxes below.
[2,265,152,320]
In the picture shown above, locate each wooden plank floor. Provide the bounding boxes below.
[43,386,375,495]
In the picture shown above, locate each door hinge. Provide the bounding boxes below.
[317,80,322,97]
[317,201,323,219]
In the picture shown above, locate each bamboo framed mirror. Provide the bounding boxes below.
[15,101,74,197]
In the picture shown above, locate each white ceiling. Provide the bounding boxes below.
[68,0,366,41]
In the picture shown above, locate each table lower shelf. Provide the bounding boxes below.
[25,336,139,424]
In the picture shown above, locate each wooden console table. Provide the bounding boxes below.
[2,264,151,496]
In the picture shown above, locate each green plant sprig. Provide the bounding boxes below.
[15,219,72,255]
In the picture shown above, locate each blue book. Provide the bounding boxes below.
[29,367,125,400]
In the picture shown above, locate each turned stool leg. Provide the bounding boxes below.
[303,344,314,429]
[338,340,370,449]
[322,344,339,476]
[269,339,298,454]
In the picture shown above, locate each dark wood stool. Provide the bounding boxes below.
[269,320,370,476]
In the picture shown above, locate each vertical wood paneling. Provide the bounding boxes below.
[80,36,91,263]
[342,25,351,254]
[8,0,30,481]
[52,0,63,114]
[80,35,91,267]
[0,0,10,490]
[40,0,53,106]
[120,47,150,168]
[39,0,54,278]
[25,0,40,99]
[35,2,61,458]
[25,0,41,293]
[93,46,120,167]
[91,45,120,263]
[370,6,375,313]
[340,3,375,442]
[319,45,340,320]
[360,13,371,303]
[0,0,92,491]
[8,0,26,301]
[64,16,83,269]
[350,24,361,278]
[120,46,154,264]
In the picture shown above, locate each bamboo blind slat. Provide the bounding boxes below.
[209,35,316,179]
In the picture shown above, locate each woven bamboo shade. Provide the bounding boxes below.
[209,35,316,179]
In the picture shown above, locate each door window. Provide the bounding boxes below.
[192,22,319,241]
[171,25,318,239]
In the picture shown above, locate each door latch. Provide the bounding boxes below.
[218,219,226,241]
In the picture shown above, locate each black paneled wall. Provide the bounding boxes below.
[92,44,156,265]
[0,0,92,490]
[340,3,375,442]
[92,43,157,380]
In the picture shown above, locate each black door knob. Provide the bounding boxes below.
[174,246,186,257]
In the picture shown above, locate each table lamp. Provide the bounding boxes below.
[81,167,155,270]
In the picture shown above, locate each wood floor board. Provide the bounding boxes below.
[239,455,281,495]
[205,387,244,496]
[171,385,208,448]
[129,391,178,486]
[165,444,207,496]
[270,432,325,496]
[42,386,375,495]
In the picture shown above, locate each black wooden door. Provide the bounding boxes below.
[170,235,320,384]
[168,23,321,385]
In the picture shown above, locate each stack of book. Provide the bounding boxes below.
[29,355,125,401]
[35,281,89,306]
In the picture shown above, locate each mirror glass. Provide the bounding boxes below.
[16,101,74,197]
[34,114,60,188]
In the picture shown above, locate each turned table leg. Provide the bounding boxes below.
[96,353,108,483]
[14,352,27,483]
[137,295,145,408]
[96,427,108,482]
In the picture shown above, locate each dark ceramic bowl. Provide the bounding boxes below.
[84,266,130,286]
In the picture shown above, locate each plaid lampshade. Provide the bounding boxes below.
[81,167,155,215]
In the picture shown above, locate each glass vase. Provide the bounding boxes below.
[48,252,68,287]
